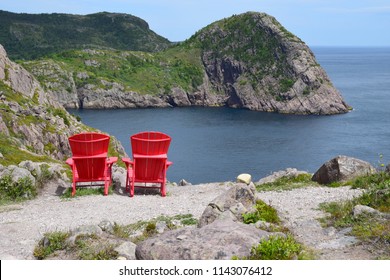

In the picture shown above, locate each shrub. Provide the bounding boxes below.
[243,200,280,224]
[235,235,305,260]
[33,231,69,259]
[319,172,390,258]
[0,174,36,202]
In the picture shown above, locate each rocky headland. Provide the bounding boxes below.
[20,12,349,115]
[1,11,386,261]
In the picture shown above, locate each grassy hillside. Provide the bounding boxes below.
[22,44,205,96]
[21,12,301,98]
[0,10,172,60]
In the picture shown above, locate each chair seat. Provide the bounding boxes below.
[66,155,117,196]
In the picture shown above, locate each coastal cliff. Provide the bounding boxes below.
[191,12,350,114]
[21,12,349,115]
[0,44,123,163]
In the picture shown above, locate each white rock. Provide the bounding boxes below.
[236,173,252,185]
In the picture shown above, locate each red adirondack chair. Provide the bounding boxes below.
[66,132,117,196]
[122,131,172,197]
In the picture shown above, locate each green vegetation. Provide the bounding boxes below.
[74,234,119,260]
[187,12,296,92]
[0,134,52,166]
[33,214,198,259]
[243,200,281,225]
[50,108,70,126]
[0,10,171,60]
[280,79,295,93]
[17,12,302,100]
[0,162,62,206]
[33,231,70,260]
[0,174,36,203]
[319,172,390,259]
[61,186,113,198]
[243,235,307,260]
[22,46,204,96]
[33,231,118,260]
[256,173,315,192]
[112,214,198,243]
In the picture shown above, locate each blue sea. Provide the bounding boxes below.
[68,47,390,184]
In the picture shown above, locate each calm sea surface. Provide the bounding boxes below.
[68,47,390,184]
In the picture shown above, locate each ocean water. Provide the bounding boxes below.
[68,47,390,184]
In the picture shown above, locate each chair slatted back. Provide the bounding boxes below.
[69,132,110,156]
[131,132,171,156]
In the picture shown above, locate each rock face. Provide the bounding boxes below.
[198,183,256,227]
[0,44,125,161]
[22,12,349,115]
[135,183,278,260]
[194,12,349,115]
[135,218,271,260]
[312,155,376,184]
[0,44,81,160]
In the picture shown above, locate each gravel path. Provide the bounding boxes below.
[0,182,371,260]
[257,186,372,259]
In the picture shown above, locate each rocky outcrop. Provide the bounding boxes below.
[78,82,168,109]
[22,12,349,115]
[0,44,126,161]
[135,218,273,260]
[197,183,256,227]
[0,44,83,160]
[0,161,70,198]
[135,184,278,260]
[257,168,310,185]
[311,155,376,184]
[195,12,349,115]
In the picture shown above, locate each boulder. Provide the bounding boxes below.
[353,205,382,217]
[178,179,192,186]
[236,173,252,184]
[115,242,137,260]
[135,218,275,260]
[68,225,103,244]
[312,155,376,184]
[112,166,127,192]
[8,166,36,185]
[257,168,310,185]
[198,183,256,227]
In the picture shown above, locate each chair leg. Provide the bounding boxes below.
[130,181,134,197]
[125,172,129,192]
[161,181,166,197]
[130,174,135,197]
[104,181,109,196]
[71,181,76,197]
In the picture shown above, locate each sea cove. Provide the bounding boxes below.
[69,47,390,184]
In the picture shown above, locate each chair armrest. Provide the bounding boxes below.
[133,153,167,159]
[122,157,134,168]
[65,158,74,166]
[167,161,173,168]
[107,157,118,164]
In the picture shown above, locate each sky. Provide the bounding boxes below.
[1,0,390,46]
